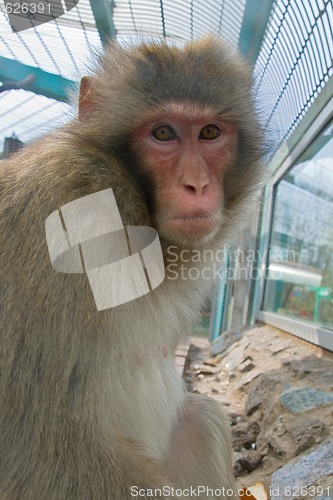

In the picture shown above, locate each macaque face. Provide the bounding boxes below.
[133,102,238,245]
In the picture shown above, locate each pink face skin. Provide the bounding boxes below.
[134,103,238,245]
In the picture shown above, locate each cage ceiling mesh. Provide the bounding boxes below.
[255,0,333,149]
[0,0,332,155]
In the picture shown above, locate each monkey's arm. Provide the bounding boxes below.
[166,394,238,499]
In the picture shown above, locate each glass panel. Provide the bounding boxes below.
[264,120,333,329]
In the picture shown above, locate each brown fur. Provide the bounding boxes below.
[0,37,264,499]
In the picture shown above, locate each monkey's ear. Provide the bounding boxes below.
[78,76,94,121]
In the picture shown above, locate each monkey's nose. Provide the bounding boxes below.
[183,181,209,196]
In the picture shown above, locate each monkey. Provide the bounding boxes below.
[0,37,264,499]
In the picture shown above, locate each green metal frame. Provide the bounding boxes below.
[238,0,275,65]
[210,249,230,341]
[89,0,116,45]
[270,76,333,177]
[0,0,117,103]
[0,56,76,102]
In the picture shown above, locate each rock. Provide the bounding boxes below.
[195,365,219,376]
[238,358,255,373]
[268,417,288,457]
[288,355,327,374]
[224,347,247,372]
[232,421,261,451]
[245,371,288,416]
[204,355,223,366]
[210,329,244,355]
[236,369,262,390]
[288,356,333,390]
[186,343,209,366]
[267,339,291,355]
[234,451,265,476]
[280,386,333,413]
[268,415,327,459]
[288,417,326,453]
[310,371,333,390]
[228,413,243,426]
[270,439,333,498]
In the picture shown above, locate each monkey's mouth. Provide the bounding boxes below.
[168,213,218,239]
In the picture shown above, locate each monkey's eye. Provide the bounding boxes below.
[152,125,177,141]
[199,125,221,140]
